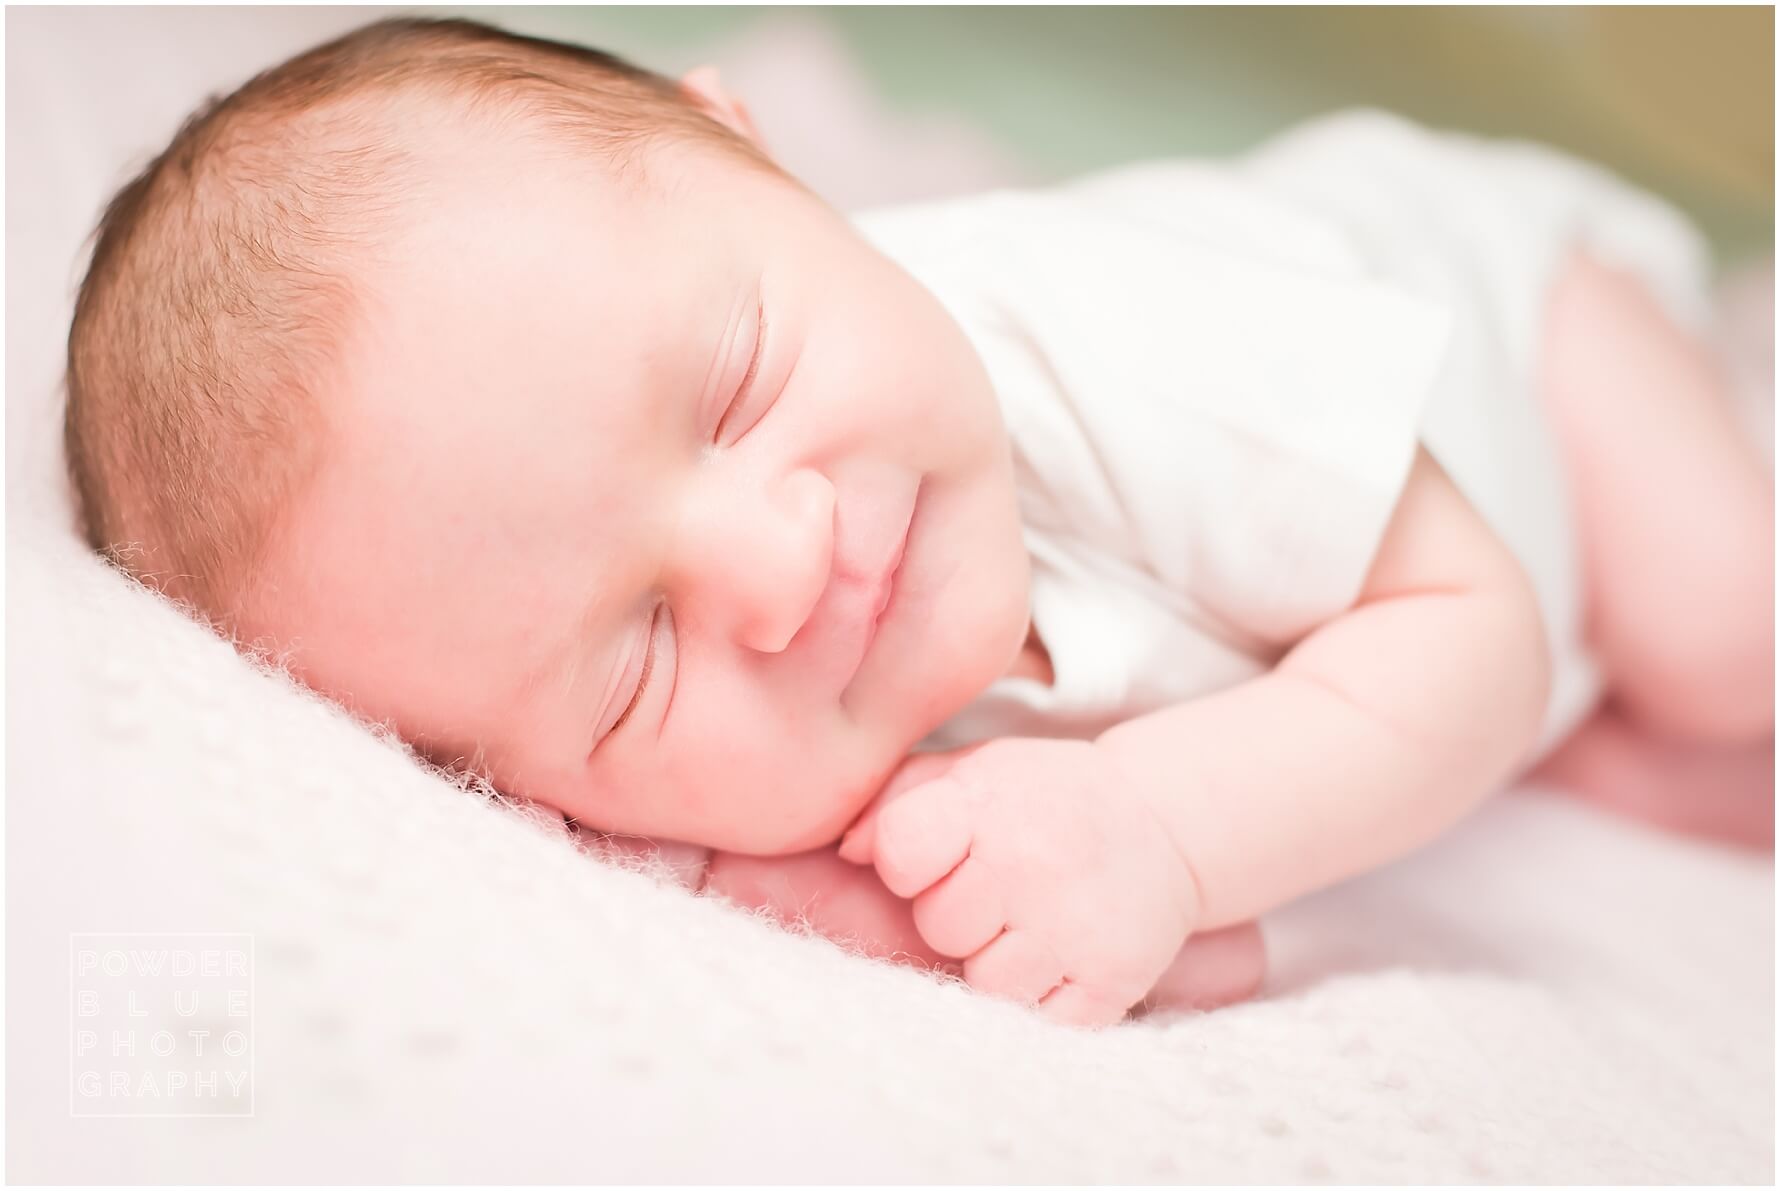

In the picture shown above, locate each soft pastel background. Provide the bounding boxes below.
[7,6,1773,1184]
[460,6,1773,262]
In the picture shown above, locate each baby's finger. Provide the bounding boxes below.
[836,816,876,865]
[873,776,975,898]
[910,856,1007,958]
[1037,979,1136,1030]
[962,929,1065,1005]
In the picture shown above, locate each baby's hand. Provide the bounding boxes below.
[839,737,1203,1027]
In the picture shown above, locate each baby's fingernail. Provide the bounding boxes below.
[837,826,868,863]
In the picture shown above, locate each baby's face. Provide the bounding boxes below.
[259,124,1033,853]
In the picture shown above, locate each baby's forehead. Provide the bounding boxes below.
[325,232,694,463]
[311,130,772,499]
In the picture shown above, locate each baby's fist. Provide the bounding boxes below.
[840,737,1201,1027]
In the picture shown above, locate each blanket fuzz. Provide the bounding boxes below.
[7,522,1772,1182]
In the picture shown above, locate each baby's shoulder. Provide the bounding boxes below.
[852,153,1372,305]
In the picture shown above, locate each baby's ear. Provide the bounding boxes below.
[678,65,768,153]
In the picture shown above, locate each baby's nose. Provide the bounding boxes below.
[676,466,835,654]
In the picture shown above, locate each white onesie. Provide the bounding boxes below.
[852,108,1717,769]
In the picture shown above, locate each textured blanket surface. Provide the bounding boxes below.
[7,6,1772,1183]
[8,521,1774,1182]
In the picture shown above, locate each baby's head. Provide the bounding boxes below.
[64,17,1033,854]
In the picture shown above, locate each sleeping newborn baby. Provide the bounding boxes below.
[64,18,1774,1026]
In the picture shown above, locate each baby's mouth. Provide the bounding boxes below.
[846,482,918,688]
[869,487,916,624]
[813,477,922,698]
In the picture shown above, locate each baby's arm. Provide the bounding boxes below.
[578,827,950,965]
[1098,446,1552,930]
[704,845,946,966]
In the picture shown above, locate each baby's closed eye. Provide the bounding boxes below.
[712,294,769,446]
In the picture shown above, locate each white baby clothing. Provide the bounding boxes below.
[852,107,1717,767]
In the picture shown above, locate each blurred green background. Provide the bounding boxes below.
[452,5,1773,267]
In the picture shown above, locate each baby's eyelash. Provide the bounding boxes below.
[714,298,767,444]
[607,603,662,739]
